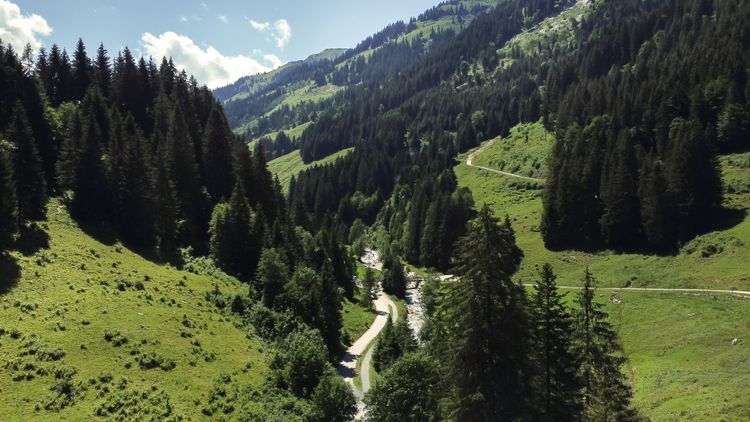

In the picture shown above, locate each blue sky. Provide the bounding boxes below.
[2,0,441,88]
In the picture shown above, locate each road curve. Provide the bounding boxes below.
[337,285,398,418]
[465,141,545,183]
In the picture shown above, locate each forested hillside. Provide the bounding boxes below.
[0,38,362,420]
[215,0,501,148]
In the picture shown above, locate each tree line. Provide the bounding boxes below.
[542,0,750,251]
[365,207,642,421]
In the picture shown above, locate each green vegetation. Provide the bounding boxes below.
[0,202,266,420]
[341,291,376,346]
[268,147,354,191]
[456,124,750,291]
[470,121,552,179]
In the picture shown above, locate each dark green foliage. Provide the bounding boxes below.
[318,260,343,356]
[270,328,329,398]
[365,353,440,422]
[381,257,406,299]
[210,180,258,280]
[70,94,109,222]
[201,105,235,203]
[574,269,641,421]
[373,316,416,373]
[441,206,530,420]
[530,264,581,421]
[361,268,376,309]
[255,248,289,309]
[6,103,47,221]
[0,142,18,250]
[541,0,750,251]
[311,375,357,422]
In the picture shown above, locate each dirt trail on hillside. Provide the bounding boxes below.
[465,140,545,183]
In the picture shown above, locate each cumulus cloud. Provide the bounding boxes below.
[0,0,52,52]
[141,31,283,89]
[218,15,228,24]
[249,18,292,49]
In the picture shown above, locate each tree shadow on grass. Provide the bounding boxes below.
[0,253,21,294]
[15,223,50,256]
[708,207,748,233]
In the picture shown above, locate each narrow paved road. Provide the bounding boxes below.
[338,249,398,419]
[527,285,750,297]
[465,141,545,183]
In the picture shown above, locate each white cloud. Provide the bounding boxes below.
[141,31,284,89]
[179,15,188,23]
[0,0,52,52]
[218,15,228,24]
[249,18,292,49]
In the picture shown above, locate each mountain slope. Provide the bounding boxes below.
[214,0,502,140]
[0,201,267,420]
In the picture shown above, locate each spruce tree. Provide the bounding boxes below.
[7,103,47,221]
[255,248,289,309]
[0,142,19,250]
[201,105,235,204]
[445,205,529,421]
[530,264,582,421]
[574,269,641,422]
[152,141,181,263]
[71,107,109,222]
[72,39,92,101]
[319,259,343,356]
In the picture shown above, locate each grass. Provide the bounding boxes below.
[456,122,750,420]
[602,292,750,421]
[471,121,553,179]
[268,147,355,192]
[248,121,312,150]
[456,127,750,290]
[341,290,376,347]
[0,201,267,420]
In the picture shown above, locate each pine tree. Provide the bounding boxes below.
[599,130,641,249]
[319,259,343,356]
[201,105,235,204]
[71,106,109,222]
[255,248,289,309]
[94,43,111,96]
[210,179,258,280]
[153,142,181,262]
[530,264,582,421]
[574,269,641,422]
[445,205,529,421]
[166,103,205,248]
[6,103,47,221]
[72,39,92,101]
[0,142,19,250]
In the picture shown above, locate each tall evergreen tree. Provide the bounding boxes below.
[71,106,109,222]
[201,105,235,204]
[574,269,641,422]
[6,103,47,221]
[530,264,582,421]
[255,248,289,309]
[319,259,343,356]
[72,39,92,101]
[444,206,529,421]
[0,142,18,250]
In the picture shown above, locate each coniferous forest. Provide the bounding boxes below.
[2,0,750,420]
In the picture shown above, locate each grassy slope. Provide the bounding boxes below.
[0,201,266,420]
[604,292,750,421]
[268,147,355,192]
[456,123,750,420]
[457,125,750,290]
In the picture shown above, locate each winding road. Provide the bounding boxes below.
[338,250,398,418]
